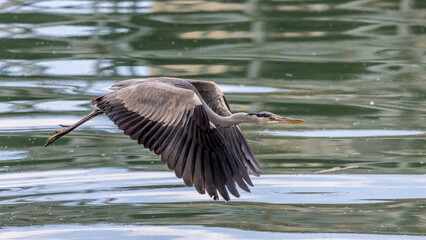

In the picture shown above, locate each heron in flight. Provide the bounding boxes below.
[45,77,305,200]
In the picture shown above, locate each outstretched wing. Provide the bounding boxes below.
[188,79,262,175]
[93,80,252,200]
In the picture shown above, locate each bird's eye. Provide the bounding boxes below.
[269,116,275,120]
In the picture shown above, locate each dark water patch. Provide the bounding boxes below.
[0,13,71,24]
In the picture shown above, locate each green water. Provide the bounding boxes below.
[0,0,425,239]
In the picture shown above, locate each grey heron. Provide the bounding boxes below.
[45,77,305,200]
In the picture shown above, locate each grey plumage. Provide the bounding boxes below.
[93,77,259,200]
[45,77,305,201]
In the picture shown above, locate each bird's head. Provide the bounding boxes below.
[248,111,306,124]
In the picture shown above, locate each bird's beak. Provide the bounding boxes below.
[277,116,306,123]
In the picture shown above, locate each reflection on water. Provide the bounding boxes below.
[2,168,426,204]
[0,0,425,238]
[1,168,425,236]
[2,224,425,240]
[260,129,426,138]
[0,150,28,161]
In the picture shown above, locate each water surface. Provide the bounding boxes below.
[0,0,425,239]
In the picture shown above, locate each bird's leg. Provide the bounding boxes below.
[44,109,104,147]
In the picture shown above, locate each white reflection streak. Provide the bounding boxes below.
[0,170,178,188]
[108,190,206,202]
[0,226,233,240]
[33,25,129,37]
[13,0,153,15]
[218,84,284,93]
[34,100,88,111]
[1,169,425,205]
[37,60,99,76]
[33,25,95,37]
[0,224,424,240]
[0,169,89,180]
[260,129,426,138]
[0,150,28,161]
[0,118,81,129]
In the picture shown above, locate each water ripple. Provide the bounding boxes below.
[260,129,426,138]
[1,224,424,240]
[1,168,425,205]
[0,150,28,161]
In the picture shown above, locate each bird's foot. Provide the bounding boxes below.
[52,124,70,134]
[53,129,64,134]
[44,109,104,148]
[46,124,77,147]
[45,129,68,147]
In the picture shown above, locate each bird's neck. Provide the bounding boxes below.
[193,90,257,127]
[208,112,257,127]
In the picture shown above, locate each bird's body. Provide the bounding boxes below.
[45,77,304,200]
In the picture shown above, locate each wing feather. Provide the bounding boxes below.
[182,143,195,186]
[218,154,239,198]
[212,155,229,200]
[203,152,217,199]
[193,149,205,195]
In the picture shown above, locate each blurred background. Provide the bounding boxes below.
[0,0,425,239]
